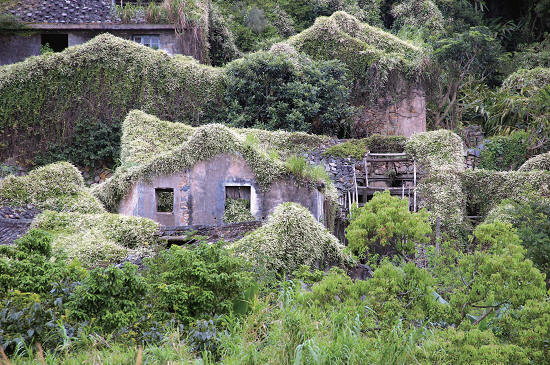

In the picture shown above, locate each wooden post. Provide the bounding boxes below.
[401,184,404,199]
[413,160,417,212]
[364,153,369,188]
[348,190,351,217]
[353,163,359,206]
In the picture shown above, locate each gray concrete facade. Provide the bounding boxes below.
[118,154,326,226]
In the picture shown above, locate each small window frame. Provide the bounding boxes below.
[132,34,160,49]
[155,188,174,214]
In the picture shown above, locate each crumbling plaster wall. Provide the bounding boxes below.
[118,154,325,226]
[353,75,426,138]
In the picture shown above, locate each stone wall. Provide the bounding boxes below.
[118,153,326,226]
[0,205,40,245]
[160,220,263,243]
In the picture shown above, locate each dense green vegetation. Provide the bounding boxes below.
[2,0,550,363]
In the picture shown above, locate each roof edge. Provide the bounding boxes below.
[25,23,175,30]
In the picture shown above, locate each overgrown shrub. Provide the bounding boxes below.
[346,191,431,260]
[223,198,255,223]
[0,229,65,296]
[478,131,529,171]
[233,202,349,276]
[0,162,105,213]
[34,210,160,268]
[519,151,550,171]
[145,243,254,324]
[221,49,353,136]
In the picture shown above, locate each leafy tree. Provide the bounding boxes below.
[221,50,353,136]
[447,222,546,324]
[428,26,503,129]
[345,191,432,259]
[478,131,530,171]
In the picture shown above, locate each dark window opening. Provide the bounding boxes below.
[156,188,174,213]
[41,34,68,52]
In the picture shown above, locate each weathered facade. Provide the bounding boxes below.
[118,154,326,226]
[353,75,426,138]
[0,0,203,65]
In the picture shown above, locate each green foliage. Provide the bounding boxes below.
[0,229,65,296]
[405,129,465,173]
[419,328,530,364]
[446,222,546,324]
[145,243,254,324]
[323,134,406,159]
[346,191,432,259]
[34,119,121,169]
[221,49,353,136]
[519,150,550,171]
[479,131,529,171]
[0,162,104,213]
[34,210,160,268]
[485,198,550,285]
[0,292,59,355]
[223,198,255,223]
[68,263,148,333]
[0,34,224,166]
[233,202,349,276]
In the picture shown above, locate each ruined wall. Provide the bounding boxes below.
[1,29,189,66]
[118,154,325,226]
[353,75,426,138]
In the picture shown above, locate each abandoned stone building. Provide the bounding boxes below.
[0,0,204,65]
[118,153,327,227]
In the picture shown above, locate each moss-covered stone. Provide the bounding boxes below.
[323,134,407,159]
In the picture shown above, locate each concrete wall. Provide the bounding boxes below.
[353,74,426,138]
[0,34,41,66]
[1,28,189,66]
[118,154,326,226]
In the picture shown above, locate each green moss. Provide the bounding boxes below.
[323,134,406,159]
[231,202,349,274]
[0,162,105,213]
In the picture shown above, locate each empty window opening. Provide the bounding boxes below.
[41,34,68,52]
[224,186,254,223]
[156,188,174,213]
[133,34,160,49]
